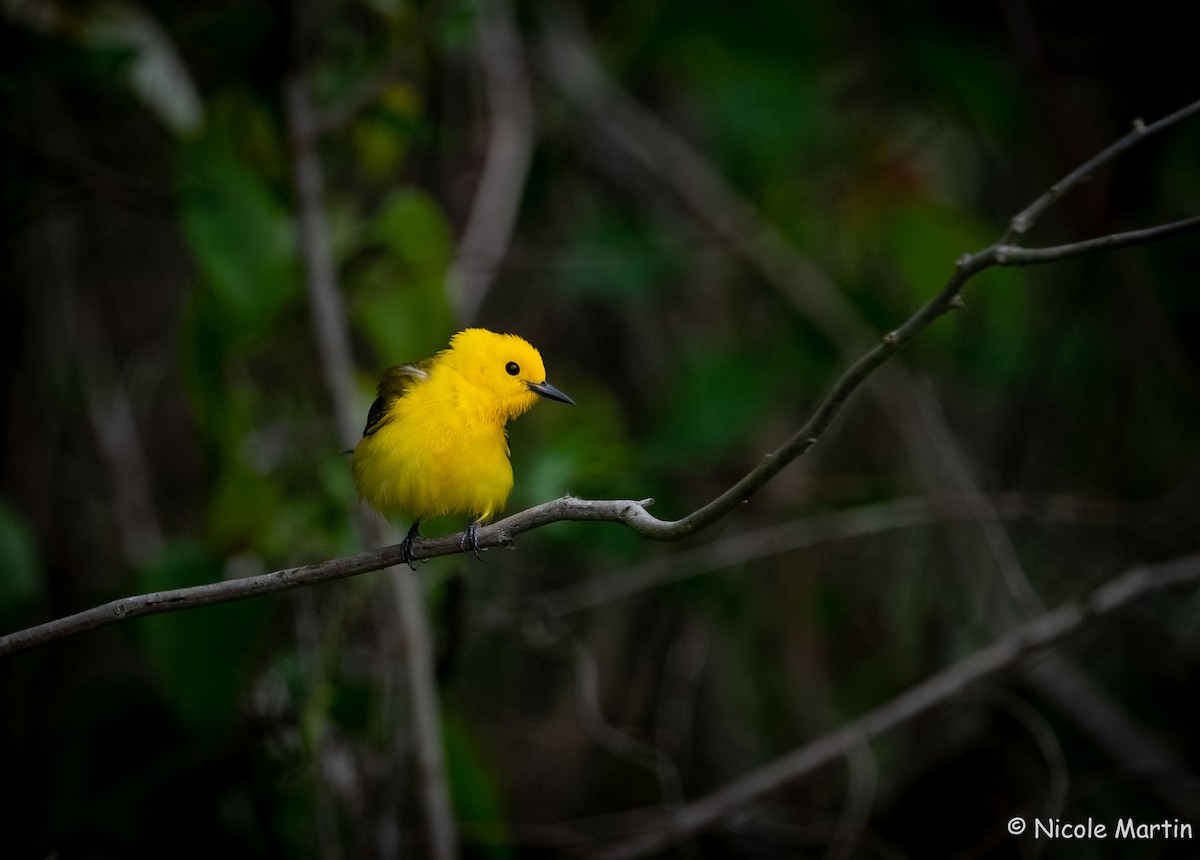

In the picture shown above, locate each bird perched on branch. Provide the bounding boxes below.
[352,328,574,567]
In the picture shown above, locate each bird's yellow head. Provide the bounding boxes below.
[440,328,574,422]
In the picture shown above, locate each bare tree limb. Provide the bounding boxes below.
[481,487,1162,631]
[995,216,1200,264]
[482,497,938,630]
[536,21,1198,627]
[636,213,1200,544]
[1004,100,1200,239]
[588,552,1200,858]
[545,40,1200,800]
[3,100,1199,660]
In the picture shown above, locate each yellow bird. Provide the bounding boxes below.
[352,328,574,565]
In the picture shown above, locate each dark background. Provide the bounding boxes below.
[2,0,1199,856]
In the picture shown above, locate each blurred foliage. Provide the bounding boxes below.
[135,542,270,735]
[2,0,1199,857]
[0,499,43,624]
[353,186,456,364]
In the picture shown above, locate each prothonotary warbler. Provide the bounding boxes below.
[352,328,574,566]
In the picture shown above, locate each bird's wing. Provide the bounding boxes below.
[362,361,431,437]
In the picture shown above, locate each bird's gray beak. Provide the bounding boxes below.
[527,380,575,405]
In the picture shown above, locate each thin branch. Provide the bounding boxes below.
[484,497,938,630]
[311,62,405,138]
[4,100,1200,658]
[389,554,458,860]
[479,490,1179,631]
[537,21,1200,542]
[589,552,1200,858]
[537,21,1116,641]
[1005,100,1200,239]
[0,497,639,657]
[995,215,1200,265]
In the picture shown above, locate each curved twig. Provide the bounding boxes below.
[0,498,647,656]
[1005,100,1200,239]
[3,98,1199,659]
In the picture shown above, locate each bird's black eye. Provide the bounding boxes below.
[505,361,520,376]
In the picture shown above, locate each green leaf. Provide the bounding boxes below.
[373,188,452,281]
[351,188,455,365]
[175,136,298,329]
[352,272,452,368]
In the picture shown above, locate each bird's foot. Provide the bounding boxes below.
[400,521,422,570]
[460,520,483,560]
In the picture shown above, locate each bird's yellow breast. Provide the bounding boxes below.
[351,366,517,523]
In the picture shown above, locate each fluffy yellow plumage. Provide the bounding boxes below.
[352,328,574,564]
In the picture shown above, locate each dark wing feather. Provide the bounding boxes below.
[361,361,431,436]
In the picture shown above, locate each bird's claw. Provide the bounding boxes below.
[400,521,421,571]
[460,521,483,560]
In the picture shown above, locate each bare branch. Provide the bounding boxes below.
[535,19,1109,631]
[1005,100,1200,239]
[995,215,1200,265]
[483,497,938,629]
[589,552,1200,858]
[480,489,1182,630]
[537,25,1200,546]
[4,99,1199,660]
[0,497,643,657]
